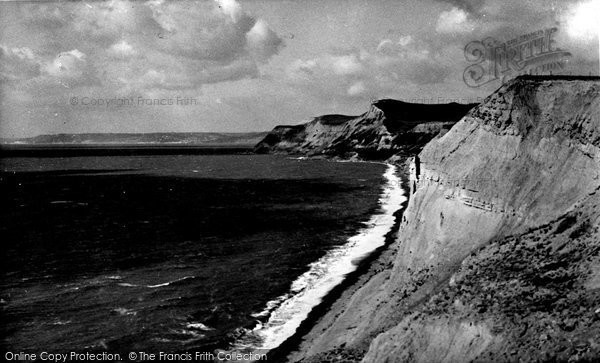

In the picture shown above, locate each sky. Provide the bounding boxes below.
[0,0,598,138]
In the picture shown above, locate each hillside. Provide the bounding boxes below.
[254,101,476,159]
[2,132,267,146]
[285,76,600,362]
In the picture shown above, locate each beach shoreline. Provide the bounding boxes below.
[257,158,412,362]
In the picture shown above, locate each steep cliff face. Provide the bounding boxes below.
[254,101,476,159]
[289,76,600,362]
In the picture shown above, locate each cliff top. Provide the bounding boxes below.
[512,75,600,81]
[314,114,357,126]
[372,99,478,124]
[366,99,478,133]
[466,74,600,143]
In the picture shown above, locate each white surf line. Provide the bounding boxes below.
[116,276,196,288]
[237,163,406,351]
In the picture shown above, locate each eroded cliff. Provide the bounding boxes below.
[254,101,476,159]
[288,76,600,362]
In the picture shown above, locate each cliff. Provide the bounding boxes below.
[254,101,476,159]
[287,76,600,362]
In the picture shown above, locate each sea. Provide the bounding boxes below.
[0,153,405,360]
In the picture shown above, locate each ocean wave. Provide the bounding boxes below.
[116,276,196,289]
[117,283,138,287]
[113,307,137,316]
[234,163,406,350]
[166,328,206,344]
[52,320,72,325]
[186,322,215,331]
[147,276,196,288]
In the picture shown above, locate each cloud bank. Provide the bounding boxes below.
[1,0,284,92]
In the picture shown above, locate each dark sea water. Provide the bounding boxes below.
[0,154,389,357]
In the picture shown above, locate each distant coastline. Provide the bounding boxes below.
[0,144,256,157]
[0,132,270,157]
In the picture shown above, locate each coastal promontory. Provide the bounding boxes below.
[258,76,600,362]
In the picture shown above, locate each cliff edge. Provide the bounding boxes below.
[288,76,600,362]
[254,101,476,159]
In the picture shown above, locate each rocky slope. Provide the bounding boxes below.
[254,100,476,159]
[286,76,600,362]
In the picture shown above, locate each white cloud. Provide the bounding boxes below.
[0,46,41,82]
[246,19,284,62]
[108,40,136,58]
[562,0,600,41]
[376,39,395,56]
[44,49,86,78]
[436,7,476,34]
[1,45,100,89]
[398,35,413,46]
[216,0,243,23]
[286,54,363,83]
[347,81,367,97]
[332,54,363,75]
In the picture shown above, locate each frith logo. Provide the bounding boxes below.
[463,27,572,88]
